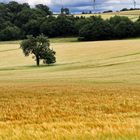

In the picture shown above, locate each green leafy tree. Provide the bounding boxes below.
[16,9,37,27]
[134,21,140,36]
[40,20,57,37]
[35,4,52,16]
[0,26,22,41]
[114,20,135,39]
[109,16,130,26]
[75,18,89,31]
[54,15,76,36]
[20,34,56,66]
[79,16,113,41]
[40,15,76,37]
[61,8,70,15]
[23,19,40,37]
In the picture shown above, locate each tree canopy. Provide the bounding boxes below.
[20,34,56,66]
[0,1,140,41]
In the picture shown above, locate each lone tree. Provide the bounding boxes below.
[20,34,56,66]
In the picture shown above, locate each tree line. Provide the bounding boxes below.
[0,1,140,41]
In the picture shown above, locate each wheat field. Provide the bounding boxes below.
[0,39,140,139]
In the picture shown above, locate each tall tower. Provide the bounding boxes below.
[133,0,136,9]
[61,0,64,14]
[92,0,96,13]
[61,0,64,9]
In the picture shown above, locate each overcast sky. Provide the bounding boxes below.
[1,0,140,13]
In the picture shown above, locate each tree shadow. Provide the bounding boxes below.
[0,62,80,71]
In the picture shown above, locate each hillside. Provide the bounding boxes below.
[0,39,140,139]
[75,10,140,21]
[0,39,140,84]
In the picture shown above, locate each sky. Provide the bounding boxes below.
[1,0,140,13]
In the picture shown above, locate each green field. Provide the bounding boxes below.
[0,38,140,139]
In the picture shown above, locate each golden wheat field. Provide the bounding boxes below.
[0,39,140,140]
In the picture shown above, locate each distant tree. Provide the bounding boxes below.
[0,1,140,41]
[35,4,52,16]
[22,3,30,10]
[109,16,131,26]
[0,26,22,41]
[40,20,57,37]
[6,1,24,23]
[0,3,8,20]
[23,19,40,37]
[137,16,140,22]
[114,20,135,39]
[79,16,113,41]
[20,34,56,66]
[134,20,140,36]
[54,15,76,36]
[103,10,113,13]
[82,11,85,14]
[89,11,92,14]
[75,17,90,31]
[7,1,22,13]
[40,15,76,37]
[120,8,129,11]
[61,8,70,15]
[16,9,37,27]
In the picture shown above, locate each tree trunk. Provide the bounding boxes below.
[36,56,40,66]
